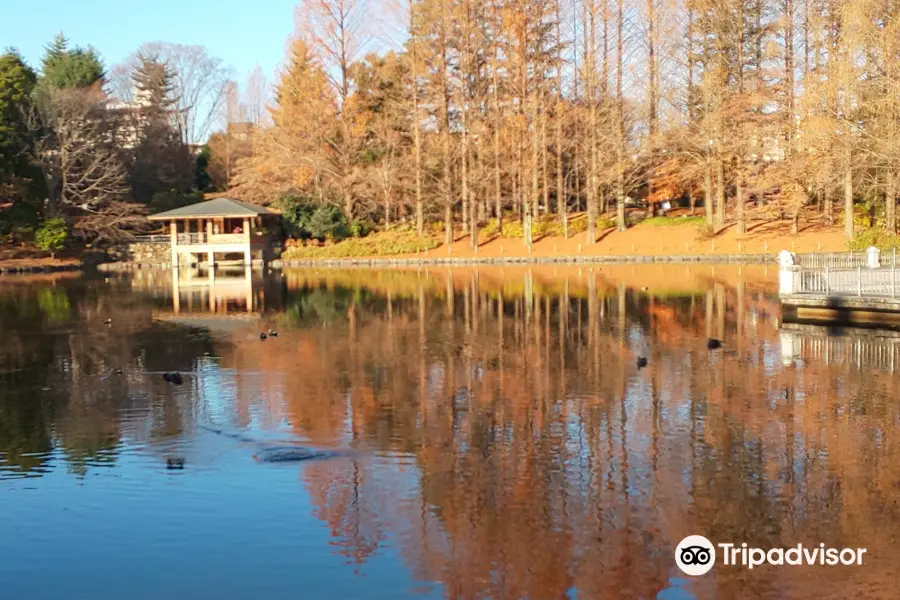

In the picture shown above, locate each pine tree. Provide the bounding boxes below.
[39,33,103,90]
[132,55,176,111]
[128,56,191,203]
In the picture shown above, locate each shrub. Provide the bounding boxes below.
[350,219,374,238]
[568,217,589,234]
[848,228,900,252]
[282,231,439,259]
[279,194,352,242]
[641,215,706,227]
[0,201,39,238]
[35,218,68,256]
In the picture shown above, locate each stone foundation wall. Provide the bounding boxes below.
[109,241,170,265]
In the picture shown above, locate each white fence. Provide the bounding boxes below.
[794,252,868,270]
[784,248,900,298]
[796,266,900,297]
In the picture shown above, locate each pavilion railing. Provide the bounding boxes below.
[133,235,171,243]
[176,233,207,245]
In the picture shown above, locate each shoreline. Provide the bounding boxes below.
[87,252,779,273]
[0,263,83,275]
[272,253,777,268]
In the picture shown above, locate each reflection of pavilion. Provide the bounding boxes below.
[171,266,258,314]
[146,267,267,329]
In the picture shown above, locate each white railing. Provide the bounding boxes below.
[133,235,170,243]
[780,248,900,299]
[794,251,868,270]
[795,265,900,298]
[176,233,207,245]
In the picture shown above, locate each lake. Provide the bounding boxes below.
[1,265,898,599]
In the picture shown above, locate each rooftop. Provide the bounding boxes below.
[148,198,275,221]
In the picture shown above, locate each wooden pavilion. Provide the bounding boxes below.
[147,198,278,268]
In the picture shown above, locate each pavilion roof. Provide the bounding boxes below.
[147,198,275,221]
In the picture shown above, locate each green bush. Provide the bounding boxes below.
[848,228,900,251]
[350,219,374,238]
[568,217,589,234]
[640,215,706,227]
[282,231,439,259]
[280,194,352,242]
[597,215,617,230]
[34,218,68,255]
[479,215,613,239]
[0,202,39,238]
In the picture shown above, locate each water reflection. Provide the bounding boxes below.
[1,265,898,599]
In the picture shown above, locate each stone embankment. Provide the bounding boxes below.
[274,253,777,269]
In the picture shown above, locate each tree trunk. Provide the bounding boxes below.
[615,0,626,232]
[824,186,833,225]
[704,153,713,229]
[445,203,453,248]
[462,117,470,239]
[541,111,549,217]
[492,36,503,236]
[715,155,725,230]
[844,154,853,239]
[555,0,567,239]
[406,0,422,235]
[586,0,598,244]
[647,0,657,136]
[737,173,746,235]
[887,169,896,235]
[530,93,540,244]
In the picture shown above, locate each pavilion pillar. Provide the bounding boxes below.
[244,265,253,312]
[170,220,178,269]
[243,217,251,266]
[205,218,214,267]
[172,267,180,313]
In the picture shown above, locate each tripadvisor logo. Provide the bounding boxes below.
[676,535,716,576]
[675,535,868,576]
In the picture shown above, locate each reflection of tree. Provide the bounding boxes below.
[5,268,900,597]
[0,276,215,479]
[0,372,55,475]
[269,268,898,598]
[36,287,71,323]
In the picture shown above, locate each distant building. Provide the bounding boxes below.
[106,83,181,150]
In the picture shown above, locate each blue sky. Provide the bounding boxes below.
[0,0,298,86]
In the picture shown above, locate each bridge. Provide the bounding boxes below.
[779,247,900,327]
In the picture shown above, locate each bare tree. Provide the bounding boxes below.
[73,200,149,243]
[244,64,271,127]
[32,87,129,215]
[133,43,233,145]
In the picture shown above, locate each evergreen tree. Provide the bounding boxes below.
[39,33,104,90]
[128,55,192,203]
[131,54,176,111]
[0,49,37,179]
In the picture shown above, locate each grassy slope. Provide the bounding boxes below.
[283,212,849,260]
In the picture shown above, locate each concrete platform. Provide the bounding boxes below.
[781,294,900,327]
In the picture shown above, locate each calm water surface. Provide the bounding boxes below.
[1,265,898,599]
